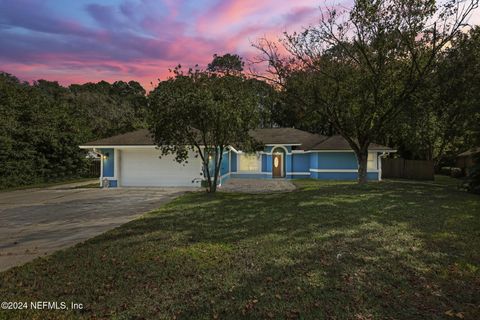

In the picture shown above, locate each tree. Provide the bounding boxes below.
[207,53,244,74]
[385,26,480,167]
[148,66,260,193]
[254,0,478,183]
[69,80,147,139]
[0,73,148,188]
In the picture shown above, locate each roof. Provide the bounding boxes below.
[82,129,154,146]
[80,128,394,151]
[309,135,393,151]
[457,147,480,157]
[248,127,327,149]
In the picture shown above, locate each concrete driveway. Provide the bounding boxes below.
[0,182,193,271]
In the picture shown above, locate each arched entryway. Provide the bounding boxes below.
[272,147,286,178]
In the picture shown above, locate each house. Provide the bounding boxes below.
[456,147,480,175]
[79,128,395,187]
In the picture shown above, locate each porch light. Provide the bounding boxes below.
[103,152,109,160]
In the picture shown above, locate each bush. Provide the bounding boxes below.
[463,154,480,194]
[450,167,463,178]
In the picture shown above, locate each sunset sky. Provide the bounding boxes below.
[1,0,479,90]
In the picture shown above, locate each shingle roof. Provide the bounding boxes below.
[309,135,393,151]
[248,128,327,149]
[81,129,154,146]
[81,128,394,151]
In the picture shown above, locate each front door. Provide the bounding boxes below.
[272,153,283,178]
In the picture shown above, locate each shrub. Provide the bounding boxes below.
[463,154,480,194]
[450,167,463,178]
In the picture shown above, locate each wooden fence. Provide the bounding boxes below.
[381,158,434,180]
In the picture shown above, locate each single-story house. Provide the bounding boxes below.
[79,128,395,187]
[456,147,480,175]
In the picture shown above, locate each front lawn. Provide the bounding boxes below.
[1,179,479,319]
[0,177,95,192]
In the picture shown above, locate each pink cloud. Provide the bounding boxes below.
[0,0,338,89]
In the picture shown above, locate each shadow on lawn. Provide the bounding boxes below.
[84,181,480,318]
[2,180,479,319]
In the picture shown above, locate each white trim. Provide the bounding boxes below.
[259,151,293,155]
[220,173,230,179]
[309,169,380,173]
[378,152,389,181]
[114,149,120,186]
[271,145,289,153]
[227,146,240,154]
[289,172,311,175]
[291,150,311,154]
[97,148,103,187]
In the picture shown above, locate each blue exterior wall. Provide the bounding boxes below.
[317,152,358,169]
[291,154,310,172]
[230,152,237,173]
[108,180,118,187]
[100,148,115,177]
[310,171,378,180]
[262,154,268,172]
[265,154,272,173]
[220,151,229,176]
[219,151,230,185]
[219,147,380,184]
[99,148,118,187]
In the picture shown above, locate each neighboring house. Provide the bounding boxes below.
[456,147,480,175]
[79,128,395,187]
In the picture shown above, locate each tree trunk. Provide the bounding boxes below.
[203,148,214,193]
[211,149,223,193]
[356,149,369,184]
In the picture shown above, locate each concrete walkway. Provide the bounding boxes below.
[220,178,296,193]
[0,184,193,271]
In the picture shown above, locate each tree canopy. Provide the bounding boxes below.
[148,65,260,192]
[207,53,245,74]
[254,0,478,183]
[0,74,147,188]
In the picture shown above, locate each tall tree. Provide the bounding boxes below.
[386,26,480,167]
[0,74,148,188]
[254,0,477,183]
[148,66,260,193]
[207,53,244,75]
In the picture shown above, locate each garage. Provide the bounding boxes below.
[119,148,203,187]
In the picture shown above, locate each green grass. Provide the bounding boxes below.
[0,178,95,192]
[1,179,479,319]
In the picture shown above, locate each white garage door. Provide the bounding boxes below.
[120,148,202,187]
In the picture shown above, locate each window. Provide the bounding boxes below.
[367,153,377,170]
[239,153,260,172]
